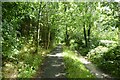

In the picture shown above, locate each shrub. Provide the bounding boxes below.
[87,46,120,77]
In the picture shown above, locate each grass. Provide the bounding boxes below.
[2,43,50,78]
[63,47,95,78]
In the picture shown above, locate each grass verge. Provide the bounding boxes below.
[63,47,95,78]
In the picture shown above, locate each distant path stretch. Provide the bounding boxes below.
[36,44,65,78]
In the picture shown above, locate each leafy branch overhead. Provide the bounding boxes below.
[2,2,120,78]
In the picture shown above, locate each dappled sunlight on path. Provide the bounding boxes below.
[36,44,65,78]
[47,53,64,57]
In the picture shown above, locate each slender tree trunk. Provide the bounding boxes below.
[118,4,120,46]
[88,23,91,47]
[118,22,120,45]
[118,32,120,45]
[65,24,69,46]
[46,2,49,49]
[36,2,41,53]
[47,28,50,49]
[83,3,88,47]
[84,24,87,47]
[46,8,50,49]
[64,3,69,46]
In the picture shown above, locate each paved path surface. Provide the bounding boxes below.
[79,56,111,78]
[74,51,112,79]
[36,44,65,78]
[35,45,114,79]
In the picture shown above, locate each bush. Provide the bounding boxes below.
[2,42,49,78]
[87,46,120,77]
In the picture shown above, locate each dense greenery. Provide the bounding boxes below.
[2,2,54,78]
[87,45,120,77]
[2,2,120,78]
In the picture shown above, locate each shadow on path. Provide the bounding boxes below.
[36,44,66,78]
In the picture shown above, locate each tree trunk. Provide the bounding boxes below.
[118,32,120,45]
[36,2,41,53]
[64,3,69,46]
[84,24,87,47]
[118,22,120,45]
[88,23,91,47]
[118,3,120,46]
[46,9,50,49]
[47,28,50,49]
[65,25,69,46]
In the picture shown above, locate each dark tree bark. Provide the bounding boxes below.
[46,3,50,49]
[65,25,69,46]
[83,24,87,47]
[88,23,91,47]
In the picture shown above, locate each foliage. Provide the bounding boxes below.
[63,47,95,78]
[87,46,120,77]
[2,2,54,78]
[2,2,120,78]
[2,43,49,78]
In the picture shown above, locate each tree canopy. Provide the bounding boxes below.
[2,2,120,78]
